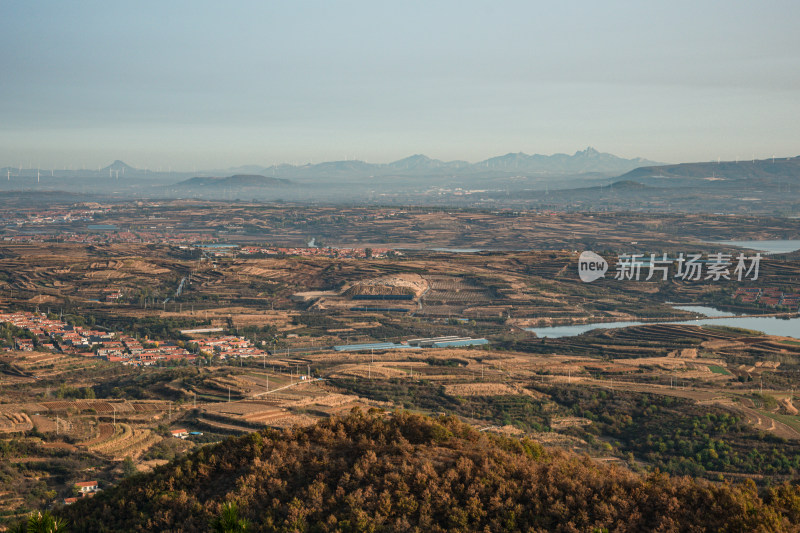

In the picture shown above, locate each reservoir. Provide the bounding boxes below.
[711,240,800,255]
[87,224,118,231]
[526,305,800,339]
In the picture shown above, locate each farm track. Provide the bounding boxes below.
[716,405,800,441]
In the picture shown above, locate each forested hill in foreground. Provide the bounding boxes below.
[57,411,800,532]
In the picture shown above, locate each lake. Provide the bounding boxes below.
[671,305,741,317]
[87,224,118,230]
[525,305,800,339]
[711,240,800,255]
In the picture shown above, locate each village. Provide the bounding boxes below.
[237,245,394,259]
[0,311,269,366]
[734,287,800,310]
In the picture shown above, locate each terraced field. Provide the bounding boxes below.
[79,422,115,447]
[81,423,162,460]
[0,411,32,433]
[1,229,799,520]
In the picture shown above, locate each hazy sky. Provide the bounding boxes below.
[2,1,799,170]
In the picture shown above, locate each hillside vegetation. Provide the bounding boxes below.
[56,410,800,532]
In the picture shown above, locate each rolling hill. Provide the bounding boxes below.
[56,411,800,532]
[619,155,800,186]
[172,175,293,189]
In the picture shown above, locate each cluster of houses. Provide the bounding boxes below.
[735,287,800,310]
[238,246,395,259]
[101,335,196,366]
[1,311,111,357]
[1,311,270,366]
[6,208,99,227]
[194,335,267,359]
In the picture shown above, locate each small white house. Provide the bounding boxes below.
[75,480,99,494]
[171,428,189,439]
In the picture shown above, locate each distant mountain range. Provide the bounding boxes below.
[0,147,661,183]
[222,147,662,181]
[4,151,798,214]
[156,147,663,200]
[476,147,659,174]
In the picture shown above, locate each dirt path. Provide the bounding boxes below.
[723,405,800,440]
[250,377,316,398]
